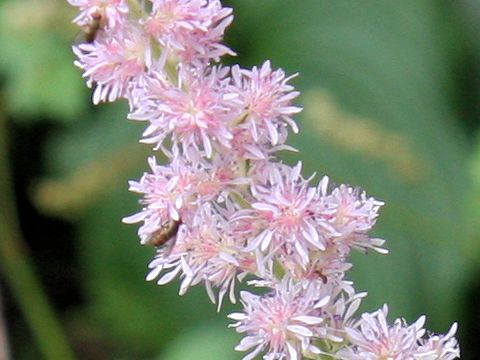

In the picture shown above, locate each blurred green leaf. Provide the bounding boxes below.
[158,321,241,360]
[466,132,480,257]
[33,103,149,218]
[44,102,137,175]
[0,0,86,121]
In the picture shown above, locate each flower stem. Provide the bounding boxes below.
[0,95,77,360]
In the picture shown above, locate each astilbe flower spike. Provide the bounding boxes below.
[69,1,461,359]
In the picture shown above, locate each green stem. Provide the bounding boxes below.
[0,97,77,360]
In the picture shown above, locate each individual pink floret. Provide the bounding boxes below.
[317,179,387,255]
[338,304,426,360]
[144,0,235,63]
[229,278,331,360]
[232,61,302,146]
[230,125,296,161]
[195,153,250,202]
[73,24,151,104]
[129,65,239,158]
[234,162,325,268]
[146,205,254,308]
[122,156,195,244]
[416,323,461,360]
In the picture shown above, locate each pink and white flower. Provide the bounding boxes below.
[144,0,235,63]
[73,23,151,104]
[122,156,195,244]
[147,205,254,308]
[195,153,250,202]
[123,152,249,245]
[232,61,302,146]
[129,65,239,158]
[317,180,387,255]
[234,162,325,268]
[338,304,426,360]
[415,323,460,360]
[229,278,331,360]
[230,126,295,161]
[68,1,461,359]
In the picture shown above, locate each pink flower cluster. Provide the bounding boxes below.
[69,1,461,359]
[337,305,460,360]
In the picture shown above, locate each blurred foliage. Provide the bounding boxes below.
[159,320,241,360]
[0,0,86,121]
[1,0,480,359]
[469,134,480,254]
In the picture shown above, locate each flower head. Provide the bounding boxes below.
[235,162,325,269]
[232,61,302,146]
[122,156,194,244]
[68,1,461,358]
[317,179,387,256]
[147,205,254,308]
[144,0,234,63]
[338,305,426,360]
[129,65,239,158]
[229,278,331,360]
[73,23,151,103]
[415,323,460,360]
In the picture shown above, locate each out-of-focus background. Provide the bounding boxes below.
[0,0,480,359]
